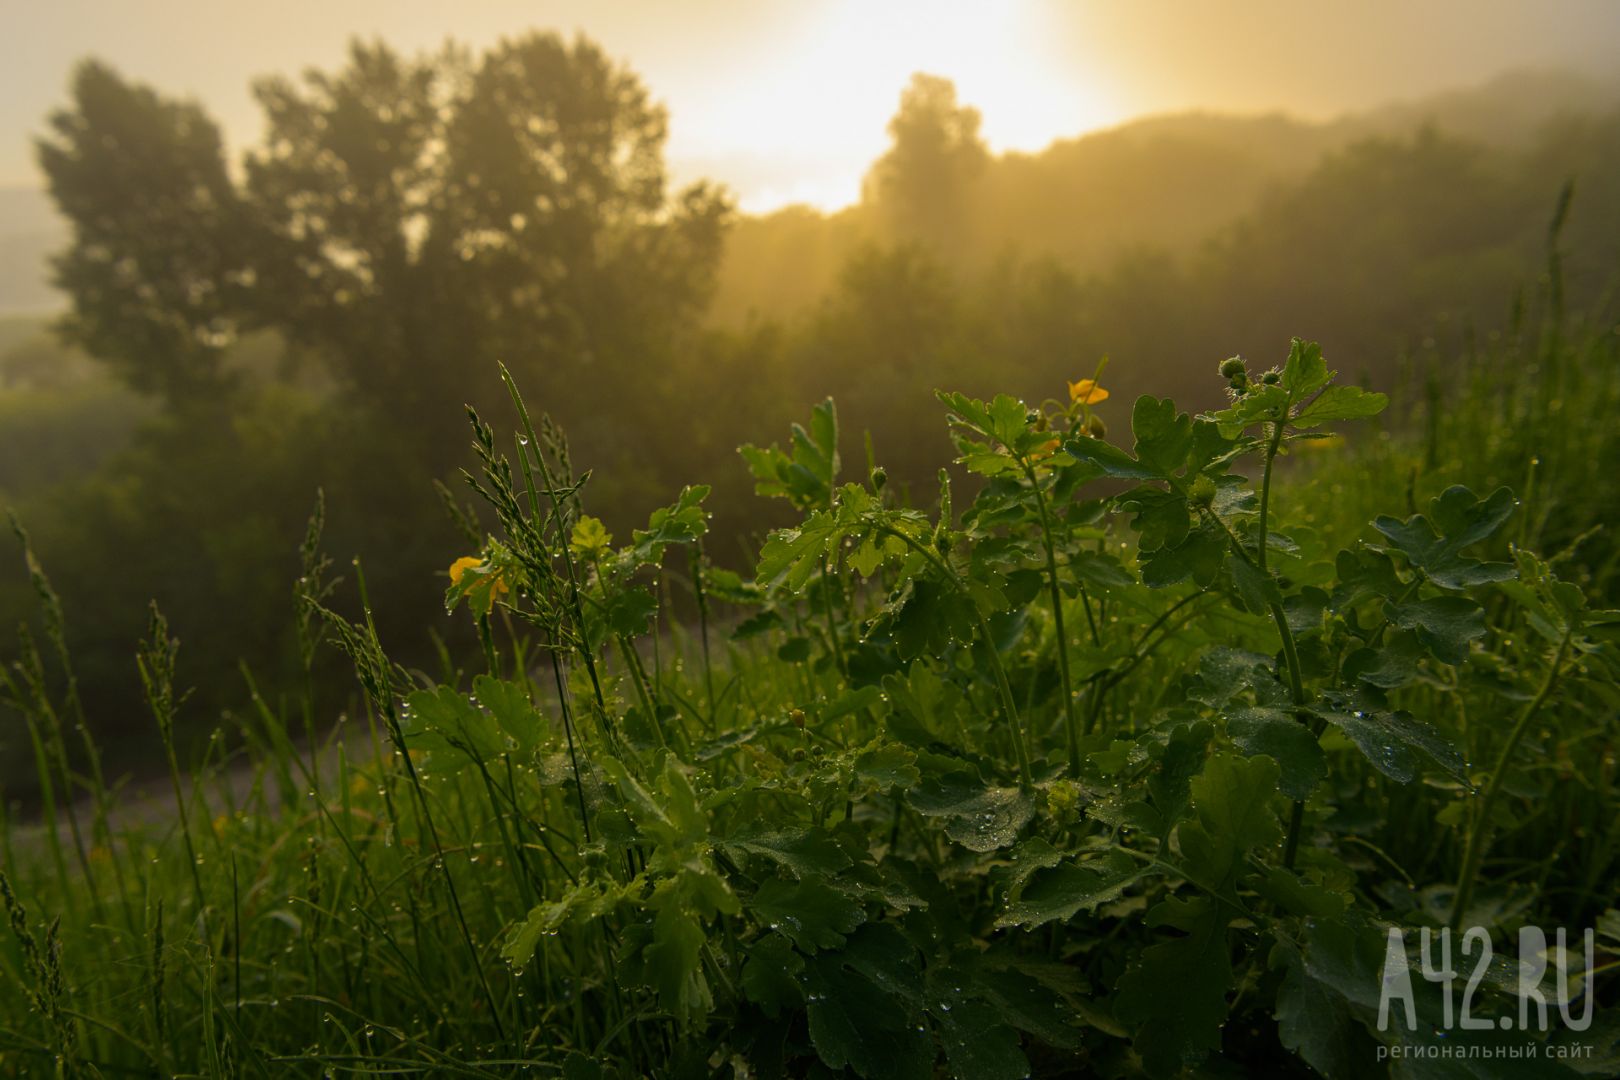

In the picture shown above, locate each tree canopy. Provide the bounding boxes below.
[39,33,732,447]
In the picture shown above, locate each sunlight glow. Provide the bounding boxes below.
[667,0,1123,212]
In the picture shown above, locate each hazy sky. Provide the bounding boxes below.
[3,0,1619,211]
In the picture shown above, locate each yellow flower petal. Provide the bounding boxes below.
[448,555,482,586]
[1068,378,1110,405]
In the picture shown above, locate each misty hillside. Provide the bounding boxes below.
[710,68,1620,327]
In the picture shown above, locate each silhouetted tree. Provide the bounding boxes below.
[38,62,254,407]
[862,74,988,255]
[40,34,732,451]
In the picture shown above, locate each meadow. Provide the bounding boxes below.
[0,275,1616,1077]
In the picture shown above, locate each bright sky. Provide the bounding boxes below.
[3,0,1619,212]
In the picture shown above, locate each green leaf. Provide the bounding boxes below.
[1120,487,1189,551]
[1063,434,1161,479]
[401,685,504,774]
[805,949,933,1080]
[752,877,866,953]
[1230,555,1283,615]
[1139,518,1225,588]
[1225,708,1326,800]
[1281,338,1331,398]
[503,876,619,967]
[1385,595,1487,665]
[1207,383,1289,437]
[854,741,921,791]
[1114,896,1231,1077]
[1314,695,1465,782]
[740,932,804,1018]
[1146,722,1213,836]
[1131,396,1194,476]
[1272,939,1364,1080]
[631,484,710,564]
[1371,485,1517,590]
[740,399,840,509]
[849,535,885,577]
[1252,866,1345,919]
[755,512,841,590]
[1292,384,1388,427]
[642,897,712,1025]
[933,998,1027,1080]
[997,850,1147,929]
[885,577,979,661]
[605,586,658,638]
[470,674,540,752]
[1069,551,1135,588]
[728,827,852,880]
[909,776,1035,852]
[1178,752,1282,891]
[962,956,1086,1049]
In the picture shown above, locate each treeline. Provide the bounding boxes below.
[3,38,1619,795]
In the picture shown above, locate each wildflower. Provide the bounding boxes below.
[1068,378,1109,406]
[448,554,509,614]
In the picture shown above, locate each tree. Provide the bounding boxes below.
[38,62,253,406]
[862,74,989,255]
[40,33,732,452]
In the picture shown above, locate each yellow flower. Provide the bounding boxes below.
[448,554,509,614]
[1068,378,1109,406]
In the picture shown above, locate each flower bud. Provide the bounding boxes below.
[870,467,887,491]
[1086,414,1107,439]
[1189,474,1217,508]
[1219,356,1247,379]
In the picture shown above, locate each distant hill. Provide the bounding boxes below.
[1339,68,1620,147]
[708,67,1620,328]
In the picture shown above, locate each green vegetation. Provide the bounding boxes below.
[0,290,1616,1075]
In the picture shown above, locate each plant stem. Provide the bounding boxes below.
[1450,628,1572,929]
[1021,460,1081,775]
[877,523,1034,788]
[1257,419,1284,574]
